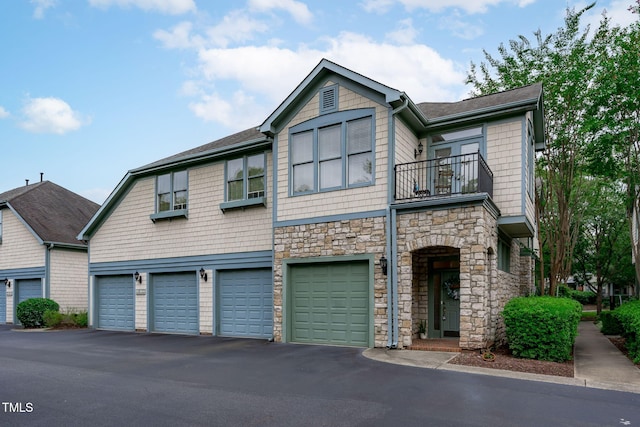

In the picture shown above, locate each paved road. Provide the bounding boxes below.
[0,326,638,426]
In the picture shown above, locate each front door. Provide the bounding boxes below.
[428,269,460,338]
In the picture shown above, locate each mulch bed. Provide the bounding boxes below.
[448,347,574,377]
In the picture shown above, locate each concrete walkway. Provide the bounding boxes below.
[574,321,640,393]
[363,321,640,394]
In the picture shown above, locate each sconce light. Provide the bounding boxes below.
[199,268,208,282]
[414,141,424,159]
[379,256,388,276]
[3,278,10,288]
[134,271,142,284]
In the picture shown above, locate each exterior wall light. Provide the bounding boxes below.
[414,141,424,159]
[199,268,208,282]
[3,278,10,288]
[379,256,388,276]
[134,271,142,283]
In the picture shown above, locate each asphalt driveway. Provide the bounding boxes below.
[0,325,638,426]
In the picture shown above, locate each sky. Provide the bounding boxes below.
[1,0,637,204]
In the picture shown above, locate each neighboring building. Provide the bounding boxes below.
[0,180,100,324]
[79,59,544,349]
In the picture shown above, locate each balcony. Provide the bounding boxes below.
[394,152,493,202]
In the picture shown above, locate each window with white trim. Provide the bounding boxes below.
[157,170,188,212]
[226,154,265,201]
[290,109,374,195]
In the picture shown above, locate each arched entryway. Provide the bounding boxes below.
[411,246,461,348]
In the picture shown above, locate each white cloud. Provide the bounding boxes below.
[183,31,466,130]
[385,18,419,44]
[19,97,88,134]
[361,0,530,14]
[248,0,313,24]
[205,10,271,48]
[31,0,56,19]
[154,21,203,49]
[0,106,9,119]
[439,13,485,40]
[88,0,196,15]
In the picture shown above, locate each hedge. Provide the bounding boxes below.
[612,300,640,363]
[16,298,59,328]
[599,311,623,335]
[502,296,582,362]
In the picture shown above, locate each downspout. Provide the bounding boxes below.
[45,243,53,299]
[386,96,409,349]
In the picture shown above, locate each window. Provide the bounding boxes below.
[498,237,511,273]
[0,209,3,243]
[290,109,374,195]
[226,154,265,201]
[151,171,188,221]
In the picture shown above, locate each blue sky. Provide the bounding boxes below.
[1,0,636,204]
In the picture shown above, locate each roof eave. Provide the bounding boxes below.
[426,97,541,130]
[79,137,272,241]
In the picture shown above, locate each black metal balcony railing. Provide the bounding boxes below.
[394,152,493,201]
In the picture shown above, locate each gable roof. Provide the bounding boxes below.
[78,127,270,240]
[260,58,410,136]
[0,181,100,247]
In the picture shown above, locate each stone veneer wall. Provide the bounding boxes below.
[396,204,498,349]
[490,240,536,347]
[273,217,388,347]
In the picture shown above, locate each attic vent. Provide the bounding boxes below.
[320,85,338,114]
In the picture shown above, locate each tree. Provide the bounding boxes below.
[466,4,600,296]
[584,6,640,296]
[572,178,627,313]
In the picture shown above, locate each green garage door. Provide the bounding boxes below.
[0,283,5,324]
[96,275,135,331]
[218,269,272,338]
[151,272,198,335]
[15,279,43,324]
[290,262,370,347]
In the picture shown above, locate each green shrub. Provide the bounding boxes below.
[581,311,597,321]
[613,300,640,363]
[599,311,623,335]
[570,290,597,305]
[16,298,60,328]
[557,284,596,304]
[43,309,63,327]
[502,296,582,362]
[71,311,88,327]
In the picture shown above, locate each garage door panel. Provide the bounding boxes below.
[291,262,369,347]
[17,279,42,303]
[96,275,134,331]
[152,273,198,335]
[218,269,272,338]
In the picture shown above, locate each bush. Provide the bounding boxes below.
[16,298,60,328]
[43,309,63,327]
[613,300,640,363]
[557,284,596,304]
[502,296,582,362]
[71,311,88,327]
[599,311,623,335]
